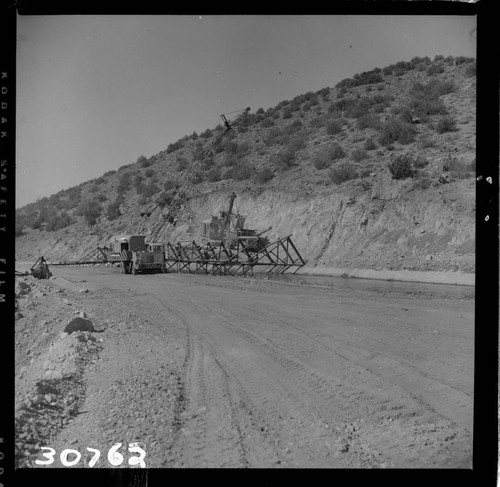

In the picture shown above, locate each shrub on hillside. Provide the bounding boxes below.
[328,164,358,184]
[408,79,453,119]
[117,172,132,193]
[436,115,457,134]
[231,163,254,181]
[137,182,160,198]
[311,115,327,128]
[176,157,189,172]
[255,167,274,184]
[412,175,433,190]
[326,142,346,160]
[333,96,357,113]
[327,105,342,117]
[351,147,368,162]
[207,167,222,182]
[345,99,371,119]
[378,117,416,146]
[223,153,238,167]
[282,109,293,119]
[76,201,102,226]
[45,212,73,232]
[390,105,413,124]
[106,200,122,221]
[137,155,151,168]
[417,134,436,149]
[261,117,275,128]
[357,113,380,130]
[287,131,308,152]
[443,156,475,178]
[312,142,346,170]
[144,168,155,178]
[200,128,213,139]
[192,143,205,160]
[265,127,283,146]
[382,65,394,76]
[388,154,416,180]
[272,148,297,170]
[465,62,476,77]
[15,221,25,237]
[336,70,383,90]
[138,195,149,205]
[363,138,377,151]
[312,153,331,170]
[326,120,343,135]
[133,174,144,187]
[426,64,444,76]
[166,140,183,154]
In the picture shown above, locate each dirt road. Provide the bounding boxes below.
[18,265,474,468]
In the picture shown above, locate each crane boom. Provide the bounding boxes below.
[146,113,239,243]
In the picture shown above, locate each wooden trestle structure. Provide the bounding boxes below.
[48,235,306,276]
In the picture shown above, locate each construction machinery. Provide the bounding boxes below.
[144,112,242,244]
[45,110,307,276]
[200,192,271,251]
[30,256,52,279]
[105,234,165,274]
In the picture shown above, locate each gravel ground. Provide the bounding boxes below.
[15,264,474,469]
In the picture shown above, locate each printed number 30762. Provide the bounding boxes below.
[35,442,146,468]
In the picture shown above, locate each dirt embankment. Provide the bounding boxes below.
[15,264,473,469]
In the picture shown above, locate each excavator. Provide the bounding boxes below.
[143,109,271,247]
[200,191,272,251]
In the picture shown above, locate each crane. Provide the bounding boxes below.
[144,110,249,243]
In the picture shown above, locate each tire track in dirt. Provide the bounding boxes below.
[185,299,471,467]
[41,268,472,468]
[136,294,253,468]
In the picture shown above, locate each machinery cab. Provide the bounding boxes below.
[109,235,147,253]
[147,243,164,252]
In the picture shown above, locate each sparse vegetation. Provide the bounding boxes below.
[76,200,102,226]
[272,148,298,170]
[378,118,416,146]
[15,54,475,253]
[136,182,160,198]
[106,198,122,221]
[351,147,368,162]
[45,212,73,232]
[436,115,457,134]
[326,120,343,135]
[336,70,384,90]
[255,167,274,184]
[176,157,189,172]
[417,134,436,149]
[443,155,475,179]
[387,154,421,180]
[328,164,358,184]
[137,155,151,168]
[357,113,380,130]
[465,62,476,77]
[312,142,346,170]
[363,138,377,151]
[117,173,132,194]
[207,167,222,182]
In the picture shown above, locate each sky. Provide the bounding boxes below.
[16,14,476,208]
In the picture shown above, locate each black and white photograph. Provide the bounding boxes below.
[7,9,490,478]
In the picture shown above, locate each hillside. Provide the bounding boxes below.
[15,55,476,274]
